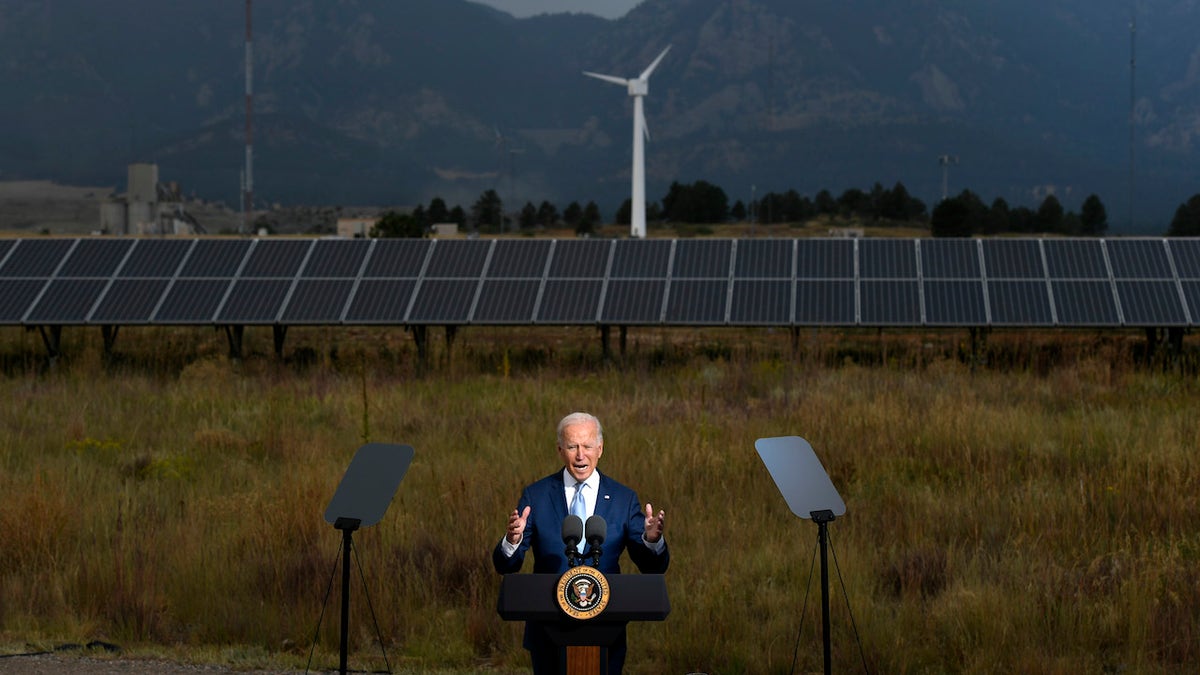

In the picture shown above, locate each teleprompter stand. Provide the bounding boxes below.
[756,436,846,675]
[322,443,414,675]
[497,574,669,675]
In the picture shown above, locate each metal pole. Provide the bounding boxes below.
[244,0,254,235]
[816,514,833,675]
[339,527,353,675]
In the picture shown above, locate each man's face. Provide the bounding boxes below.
[558,421,603,482]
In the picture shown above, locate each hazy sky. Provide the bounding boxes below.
[473,0,643,19]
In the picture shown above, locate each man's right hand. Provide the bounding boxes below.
[506,506,531,545]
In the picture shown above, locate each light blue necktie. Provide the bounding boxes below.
[570,481,588,553]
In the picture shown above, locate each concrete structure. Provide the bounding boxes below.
[127,163,158,204]
[99,201,127,233]
[431,222,459,237]
[99,163,202,235]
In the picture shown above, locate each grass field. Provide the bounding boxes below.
[1,324,1197,674]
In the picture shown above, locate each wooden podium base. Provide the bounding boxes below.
[566,645,603,675]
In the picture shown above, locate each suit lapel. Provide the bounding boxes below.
[594,473,615,523]
[549,471,568,524]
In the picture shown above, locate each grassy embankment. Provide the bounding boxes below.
[0,325,1197,674]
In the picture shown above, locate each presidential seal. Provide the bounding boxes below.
[556,565,610,620]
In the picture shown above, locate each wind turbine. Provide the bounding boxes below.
[584,45,671,239]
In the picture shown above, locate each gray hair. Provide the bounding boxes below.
[557,412,603,445]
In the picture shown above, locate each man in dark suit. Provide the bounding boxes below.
[493,411,668,674]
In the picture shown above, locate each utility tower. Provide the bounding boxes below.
[243,0,254,235]
[1129,8,1137,230]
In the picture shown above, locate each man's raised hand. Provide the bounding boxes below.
[506,506,531,545]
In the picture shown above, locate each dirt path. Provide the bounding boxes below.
[0,653,302,674]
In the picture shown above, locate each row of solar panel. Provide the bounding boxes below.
[3,237,1200,282]
[1,240,1198,327]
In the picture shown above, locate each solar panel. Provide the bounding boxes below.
[537,279,603,323]
[672,240,731,278]
[665,279,728,323]
[729,279,791,324]
[58,238,134,277]
[1181,281,1200,325]
[1106,239,1173,279]
[0,240,15,268]
[794,280,855,325]
[1114,280,1187,326]
[920,239,981,279]
[90,279,170,323]
[487,240,552,278]
[795,239,854,278]
[301,240,369,278]
[1170,239,1200,278]
[241,239,313,278]
[5,236,1196,334]
[180,240,252,277]
[154,279,231,323]
[1051,280,1119,325]
[986,281,1053,325]
[280,280,355,323]
[343,279,417,323]
[362,239,432,277]
[0,239,75,277]
[25,279,107,323]
[610,240,672,278]
[472,279,541,323]
[981,239,1045,279]
[120,239,195,278]
[0,279,47,322]
[601,279,666,323]
[407,279,479,322]
[924,280,987,325]
[218,279,293,323]
[1043,240,1108,279]
[424,239,491,277]
[859,280,920,324]
[547,240,612,278]
[859,239,917,279]
[735,239,792,278]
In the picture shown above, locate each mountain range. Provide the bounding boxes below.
[1,0,1197,232]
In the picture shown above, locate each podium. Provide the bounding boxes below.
[498,573,669,675]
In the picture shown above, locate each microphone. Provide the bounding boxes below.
[562,515,584,563]
[584,515,606,566]
[584,515,606,548]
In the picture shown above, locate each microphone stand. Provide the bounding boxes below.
[565,544,580,568]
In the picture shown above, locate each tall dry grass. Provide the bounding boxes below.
[0,325,1197,674]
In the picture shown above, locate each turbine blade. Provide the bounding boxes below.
[639,45,672,80]
[583,71,629,87]
[639,107,650,141]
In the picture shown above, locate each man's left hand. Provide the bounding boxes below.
[643,502,666,543]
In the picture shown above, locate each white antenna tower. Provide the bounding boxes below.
[937,154,959,201]
[584,45,671,239]
[243,0,254,235]
[1129,6,1137,230]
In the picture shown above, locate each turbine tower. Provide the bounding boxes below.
[584,45,671,239]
